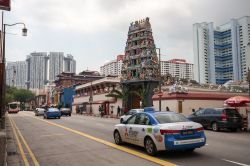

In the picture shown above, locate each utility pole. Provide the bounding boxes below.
[248,67,250,97]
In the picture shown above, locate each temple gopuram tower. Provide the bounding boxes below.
[121,17,160,109]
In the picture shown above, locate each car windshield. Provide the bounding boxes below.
[154,113,189,124]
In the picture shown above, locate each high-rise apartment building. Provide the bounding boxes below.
[6,61,27,88]
[49,52,64,81]
[25,52,76,89]
[161,59,194,80]
[100,55,124,76]
[26,52,48,89]
[193,16,250,84]
[64,54,76,73]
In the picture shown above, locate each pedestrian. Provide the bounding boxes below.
[117,106,121,117]
[100,105,104,118]
[166,106,170,111]
[98,105,101,114]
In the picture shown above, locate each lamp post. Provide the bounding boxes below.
[156,48,162,111]
[0,22,27,127]
[247,67,250,97]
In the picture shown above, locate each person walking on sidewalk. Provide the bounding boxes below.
[100,105,104,118]
[117,106,121,117]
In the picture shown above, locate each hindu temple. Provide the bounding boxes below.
[121,17,160,109]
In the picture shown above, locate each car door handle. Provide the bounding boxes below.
[142,128,145,132]
[129,127,132,129]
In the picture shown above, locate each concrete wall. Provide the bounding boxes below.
[153,99,225,116]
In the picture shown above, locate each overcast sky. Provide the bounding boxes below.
[4,0,250,73]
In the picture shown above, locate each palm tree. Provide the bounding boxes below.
[105,86,129,108]
[130,84,150,108]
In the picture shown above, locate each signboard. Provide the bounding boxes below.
[0,0,10,11]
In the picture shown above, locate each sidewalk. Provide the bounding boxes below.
[5,116,23,166]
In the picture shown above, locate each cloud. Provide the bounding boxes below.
[5,0,250,73]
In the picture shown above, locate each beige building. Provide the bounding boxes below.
[73,77,122,115]
[152,91,248,116]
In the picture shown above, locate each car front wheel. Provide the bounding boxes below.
[114,130,122,145]
[144,137,157,156]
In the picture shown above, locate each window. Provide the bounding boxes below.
[127,115,137,124]
[138,114,151,125]
[195,109,205,116]
[204,108,216,114]
[154,113,189,124]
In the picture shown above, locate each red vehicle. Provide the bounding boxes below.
[7,102,20,114]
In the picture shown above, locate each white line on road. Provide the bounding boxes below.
[222,159,250,166]
[40,134,65,137]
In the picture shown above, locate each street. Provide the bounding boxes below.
[7,111,250,166]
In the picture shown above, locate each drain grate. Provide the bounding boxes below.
[7,151,17,156]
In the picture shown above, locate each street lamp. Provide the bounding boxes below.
[247,67,250,97]
[156,48,162,111]
[0,22,27,127]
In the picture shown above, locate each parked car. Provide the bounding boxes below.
[120,109,144,123]
[114,111,206,156]
[188,108,243,132]
[44,108,61,119]
[35,108,45,116]
[60,108,72,116]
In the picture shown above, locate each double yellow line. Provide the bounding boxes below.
[9,116,40,166]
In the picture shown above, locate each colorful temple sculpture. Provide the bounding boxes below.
[121,17,160,109]
[121,17,159,81]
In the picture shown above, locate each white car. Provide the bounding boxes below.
[120,109,144,123]
[114,110,206,155]
[35,108,45,116]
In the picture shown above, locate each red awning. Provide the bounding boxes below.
[224,96,250,107]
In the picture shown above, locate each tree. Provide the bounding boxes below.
[130,84,150,108]
[106,86,129,109]
[14,89,34,103]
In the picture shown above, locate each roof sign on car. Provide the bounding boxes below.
[144,107,155,112]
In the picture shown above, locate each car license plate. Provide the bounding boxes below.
[182,130,194,135]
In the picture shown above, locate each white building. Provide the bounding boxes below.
[161,59,194,80]
[64,54,76,73]
[193,16,250,84]
[6,61,27,89]
[73,77,122,115]
[100,55,124,76]
[26,52,48,89]
[49,52,64,81]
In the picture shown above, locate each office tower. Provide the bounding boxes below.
[193,16,250,84]
[6,61,27,88]
[26,52,48,89]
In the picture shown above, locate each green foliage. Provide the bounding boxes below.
[106,86,129,107]
[14,89,35,103]
[130,84,150,107]
[5,86,34,105]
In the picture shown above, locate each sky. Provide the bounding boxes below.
[4,0,250,73]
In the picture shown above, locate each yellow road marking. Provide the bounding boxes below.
[10,116,40,166]
[28,114,177,166]
[9,117,30,166]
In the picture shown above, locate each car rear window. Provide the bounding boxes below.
[224,109,241,116]
[154,113,189,124]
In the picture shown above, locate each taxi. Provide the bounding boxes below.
[113,108,206,155]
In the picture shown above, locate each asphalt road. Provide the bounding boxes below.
[7,111,250,166]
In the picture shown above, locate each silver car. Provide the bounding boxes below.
[35,108,45,116]
[120,109,144,123]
